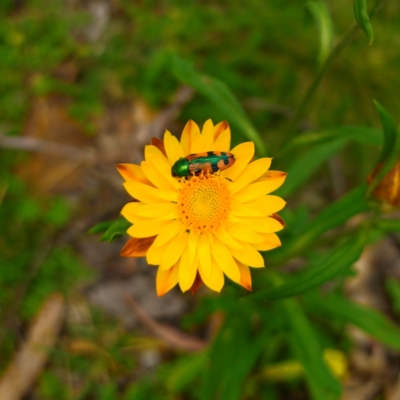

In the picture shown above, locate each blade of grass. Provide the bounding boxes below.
[308,293,400,351]
[306,1,334,66]
[244,234,365,302]
[277,138,346,197]
[267,274,342,400]
[367,101,400,195]
[272,186,369,263]
[354,0,373,45]
[171,55,266,156]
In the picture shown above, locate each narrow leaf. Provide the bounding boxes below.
[386,278,400,317]
[353,0,373,45]
[309,293,400,351]
[100,217,131,242]
[273,186,369,262]
[244,235,364,302]
[88,220,114,234]
[167,352,207,393]
[372,218,400,232]
[306,1,334,66]
[367,101,400,195]
[201,313,266,400]
[280,296,342,399]
[375,101,397,163]
[171,55,266,156]
[287,126,382,150]
[278,139,346,197]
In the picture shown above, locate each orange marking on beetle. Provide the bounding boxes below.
[186,152,209,161]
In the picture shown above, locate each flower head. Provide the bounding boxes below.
[368,160,400,210]
[117,120,286,296]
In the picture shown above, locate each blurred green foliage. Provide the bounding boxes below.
[1,0,400,399]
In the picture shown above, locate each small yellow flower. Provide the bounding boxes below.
[117,120,287,296]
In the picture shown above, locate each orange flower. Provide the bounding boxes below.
[368,160,400,208]
[117,120,287,296]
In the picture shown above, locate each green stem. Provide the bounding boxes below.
[284,22,359,143]
[282,0,386,145]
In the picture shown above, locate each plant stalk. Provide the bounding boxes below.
[284,22,359,143]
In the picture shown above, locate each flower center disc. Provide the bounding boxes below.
[177,174,231,234]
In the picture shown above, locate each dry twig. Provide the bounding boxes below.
[125,294,206,352]
[0,293,66,400]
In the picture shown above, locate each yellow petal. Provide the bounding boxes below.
[212,236,241,283]
[164,130,185,165]
[199,257,224,292]
[214,121,228,136]
[214,226,243,249]
[242,216,284,233]
[179,246,197,292]
[152,219,183,248]
[234,175,287,203]
[271,213,286,227]
[128,219,171,238]
[124,181,178,203]
[213,128,231,152]
[147,240,169,265]
[237,261,252,291]
[223,142,255,180]
[120,236,155,257]
[229,243,265,268]
[254,233,282,251]
[157,263,179,296]
[255,170,288,188]
[128,202,177,218]
[213,121,230,141]
[141,160,176,191]
[116,163,152,185]
[197,233,212,278]
[225,221,265,243]
[121,202,147,224]
[193,119,214,153]
[229,158,272,194]
[231,195,286,217]
[145,146,181,190]
[160,231,188,270]
[145,145,170,170]
[150,137,167,157]
[188,230,200,265]
[180,120,201,155]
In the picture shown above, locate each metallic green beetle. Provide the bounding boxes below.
[171,151,236,178]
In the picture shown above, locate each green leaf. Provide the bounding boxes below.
[306,1,334,66]
[171,55,266,156]
[244,234,365,302]
[273,186,369,262]
[309,293,400,351]
[200,312,266,400]
[374,102,397,163]
[279,124,384,197]
[123,379,157,400]
[367,101,400,195]
[278,139,346,197]
[280,296,342,400]
[97,383,118,400]
[166,351,207,393]
[100,217,130,242]
[88,220,115,234]
[372,218,400,232]
[386,278,400,317]
[353,0,373,45]
[287,126,382,150]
